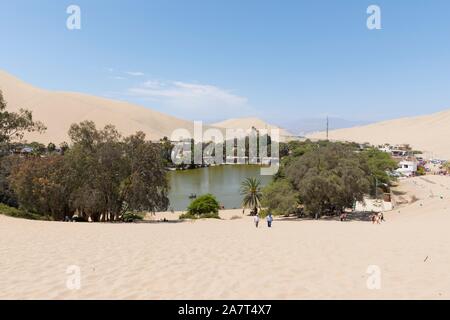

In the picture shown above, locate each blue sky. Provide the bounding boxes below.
[1,0,450,127]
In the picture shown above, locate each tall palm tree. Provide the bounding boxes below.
[240,177,262,215]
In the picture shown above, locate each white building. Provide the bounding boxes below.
[396,160,417,177]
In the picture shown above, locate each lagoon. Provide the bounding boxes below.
[167,165,273,211]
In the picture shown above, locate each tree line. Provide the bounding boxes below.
[260,140,398,219]
[0,91,169,221]
[1,88,399,222]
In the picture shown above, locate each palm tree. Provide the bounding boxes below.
[240,177,262,215]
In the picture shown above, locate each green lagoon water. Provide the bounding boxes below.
[167,165,273,211]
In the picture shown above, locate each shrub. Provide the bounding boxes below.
[417,166,426,176]
[258,209,269,218]
[122,211,144,222]
[179,212,220,220]
[179,212,195,220]
[186,194,220,217]
[71,216,88,222]
[0,203,50,220]
[261,179,298,216]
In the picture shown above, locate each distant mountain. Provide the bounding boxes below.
[307,111,450,159]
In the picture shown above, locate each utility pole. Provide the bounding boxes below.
[326,116,329,141]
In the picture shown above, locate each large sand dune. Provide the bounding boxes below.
[1,175,450,299]
[307,110,450,160]
[0,70,295,145]
[212,117,294,142]
[0,70,195,144]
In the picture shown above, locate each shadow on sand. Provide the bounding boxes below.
[275,211,376,223]
[135,219,186,224]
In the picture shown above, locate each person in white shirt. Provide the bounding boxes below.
[253,214,260,228]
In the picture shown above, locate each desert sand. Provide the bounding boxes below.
[0,70,196,144]
[308,110,450,160]
[0,70,293,144]
[1,175,450,299]
[212,117,294,142]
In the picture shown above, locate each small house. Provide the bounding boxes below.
[396,160,417,177]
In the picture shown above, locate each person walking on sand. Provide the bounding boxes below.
[266,212,273,228]
[371,213,378,224]
[254,214,260,228]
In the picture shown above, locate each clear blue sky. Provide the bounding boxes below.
[1,0,450,125]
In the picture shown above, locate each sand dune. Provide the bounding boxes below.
[0,70,195,144]
[1,175,450,299]
[0,70,295,145]
[213,117,285,131]
[212,117,295,142]
[307,110,450,160]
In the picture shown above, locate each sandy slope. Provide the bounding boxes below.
[212,117,294,141]
[0,70,195,144]
[1,175,450,299]
[0,70,295,145]
[307,110,450,160]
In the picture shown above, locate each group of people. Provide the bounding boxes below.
[251,211,385,226]
[371,212,385,224]
[253,213,273,228]
[340,211,386,224]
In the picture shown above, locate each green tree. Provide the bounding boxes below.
[47,142,56,153]
[361,148,398,196]
[59,141,69,154]
[28,142,46,156]
[65,121,169,222]
[159,136,173,165]
[0,155,21,207]
[9,121,170,222]
[279,143,290,158]
[261,179,299,216]
[0,90,45,152]
[240,177,262,215]
[416,166,426,176]
[9,155,70,220]
[66,122,127,222]
[187,194,220,216]
[121,132,169,213]
[286,144,370,219]
[0,92,45,208]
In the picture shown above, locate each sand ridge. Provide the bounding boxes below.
[307,110,450,159]
[0,70,294,145]
[0,70,195,144]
